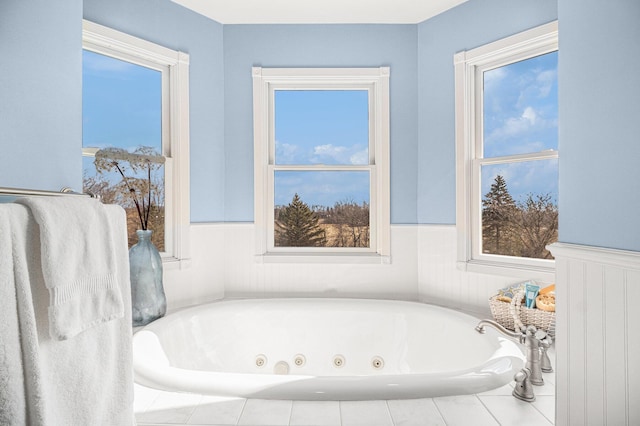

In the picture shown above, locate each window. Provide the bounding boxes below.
[252,67,390,262]
[82,20,190,265]
[454,22,558,279]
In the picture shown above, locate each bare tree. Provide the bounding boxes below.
[481,175,558,259]
[324,200,370,247]
[513,193,558,259]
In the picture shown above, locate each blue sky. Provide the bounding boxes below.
[482,51,558,204]
[274,90,370,207]
[82,50,162,181]
[83,49,557,209]
[82,50,161,152]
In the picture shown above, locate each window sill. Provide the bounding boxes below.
[256,252,391,265]
[457,259,555,282]
[161,256,191,270]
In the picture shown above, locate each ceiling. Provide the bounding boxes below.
[171,0,469,24]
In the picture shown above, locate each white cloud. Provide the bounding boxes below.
[488,105,539,140]
[484,105,558,156]
[484,67,508,89]
[522,106,537,125]
[275,140,299,163]
[312,143,353,164]
[314,144,346,157]
[349,149,368,165]
[535,69,557,98]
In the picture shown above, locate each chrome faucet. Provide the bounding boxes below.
[513,367,536,402]
[540,338,553,373]
[475,319,523,341]
[476,319,553,400]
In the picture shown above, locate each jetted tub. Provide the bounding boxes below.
[132,298,524,400]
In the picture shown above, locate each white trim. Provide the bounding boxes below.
[252,67,390,261]
[454,21,558,276]
[458,259,555,282]
[548,242,640,271]
[83,21,182,67]
[255,253,391,264]
[82,20,191,265]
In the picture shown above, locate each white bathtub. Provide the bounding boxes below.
[132,298,524,400]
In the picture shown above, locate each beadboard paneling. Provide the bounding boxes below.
[417,225,525,317]
[165,223,533,317]
[163,223,226,309]
[222,224,419,300]
[549,243,640,426]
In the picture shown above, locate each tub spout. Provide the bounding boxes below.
[475,319,523,342]
[476,319,551,397]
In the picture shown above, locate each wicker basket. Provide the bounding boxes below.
[489,291,555,337]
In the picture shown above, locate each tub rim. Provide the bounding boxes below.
[132,297,525,400]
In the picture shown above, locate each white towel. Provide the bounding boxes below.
[17,197,125,340]
[0,202,135,425]
[0,204,48,425]
[0,205,32,424]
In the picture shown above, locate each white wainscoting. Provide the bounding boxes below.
[221,224,419,300]
[417,225,528,317]
[154,225,640,425]
[549,242,640,426]
[164,223,535,316]
[163,223,226,309]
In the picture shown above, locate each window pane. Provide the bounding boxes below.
[483,51,558,157]
[274,171,370,248]
[480,159,558,259]
[82,50,164,249]
[274,90,369,165]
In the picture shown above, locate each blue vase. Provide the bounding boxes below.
[130,229,166,326]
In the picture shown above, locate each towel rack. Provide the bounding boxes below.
[0,186,97,198]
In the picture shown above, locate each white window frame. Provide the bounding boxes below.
[82,20,190,268]
[252,67,390,263]
[454,21,558,281]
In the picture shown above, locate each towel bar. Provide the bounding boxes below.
[0,186,97,198]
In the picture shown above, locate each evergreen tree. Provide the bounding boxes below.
[482,175,518,254]
[275,193,327,247]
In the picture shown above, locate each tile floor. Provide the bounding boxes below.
[134,365,555,426]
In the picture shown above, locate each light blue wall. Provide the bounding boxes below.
[223,25,419,224]
[558,0,640,252]
[83,0,226,222]
[0,0,83,192]
[5,0,640,252]
[416,0,558,224]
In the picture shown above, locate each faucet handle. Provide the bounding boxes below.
[513,367,536,402]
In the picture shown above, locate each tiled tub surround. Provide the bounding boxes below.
[133,298,524,400]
